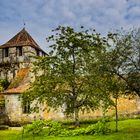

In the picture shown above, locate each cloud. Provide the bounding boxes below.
[0,0,140,51]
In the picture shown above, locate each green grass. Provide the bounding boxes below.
[0,119,140,140]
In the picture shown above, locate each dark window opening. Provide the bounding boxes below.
[2,49,4,58]
[3,48,9,57]
[36,49,40,56]
[17,46,22,56]
[42,52,46,57]
[13,69,16,78]
[19,47,22,56]
[23,101,30,114]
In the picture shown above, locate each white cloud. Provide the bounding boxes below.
[0,0,140,51]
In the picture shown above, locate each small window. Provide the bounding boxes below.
[2,49,4,58]
[17,46,22,56]
[19,47,22,56]
[3,48,9,57]
[42,52,46,57]
[13,69,16,78]
[36,49,40,56]
[23,101,30,114]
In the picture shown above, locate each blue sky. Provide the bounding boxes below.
[0,0,140,51]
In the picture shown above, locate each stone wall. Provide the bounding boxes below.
[0,46,38,81]
[3,93,140,123]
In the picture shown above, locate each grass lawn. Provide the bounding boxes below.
[0,119,140,140]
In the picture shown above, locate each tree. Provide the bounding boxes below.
[106,76,126,132]
[0,79,9,106]
[0,79,9,92]
[24,26,107,126]
[99,28,140,131]
[95,30,133,132]
[105,28,140,97]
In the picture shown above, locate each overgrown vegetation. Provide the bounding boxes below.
[0,79,10,106]
[0,79,10,91]
[0,119,140,140]
[22,118,110,138]
[22,26,140,132]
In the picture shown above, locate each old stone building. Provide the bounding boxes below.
[0,28,48,124]
[0,28,140,125]
[0,28,46,81]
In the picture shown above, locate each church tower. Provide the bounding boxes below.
[0,28,46,81]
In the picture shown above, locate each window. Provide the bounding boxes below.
[2,49,4,58]
[5,48,9,57]
[13,69,16,78]
[17,46,22,56]
[2,48,9,57]
[42,52,46,57]
[23,101,30,114]
[36,49,40,56]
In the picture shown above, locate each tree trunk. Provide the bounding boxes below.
[74,107,80,127]
[115,97,118,132]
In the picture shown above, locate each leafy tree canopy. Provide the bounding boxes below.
[23,26,109,125]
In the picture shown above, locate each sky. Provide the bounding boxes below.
[0,0,140,51]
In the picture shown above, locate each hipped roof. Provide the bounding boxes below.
[0,28,46,54]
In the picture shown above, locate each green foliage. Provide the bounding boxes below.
[60,119,110,136]
[23,119,47,136]
[93,118,111,135]
[23,120,64,137]
[0,79,9,91]
[45,120,63,136]
[60,118,111,136]
[105,28,140,97]
[1,119,140,140]
[22,119,111,137]
[24,26,109,126]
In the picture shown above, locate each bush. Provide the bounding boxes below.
[93,118,111,135]
[23,120,64,137]
[22,119,111,137]
[60,118,111,136]
[45,120,63,136]
[23,119,46,136]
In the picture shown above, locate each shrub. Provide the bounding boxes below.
[93,118,111,135]
[45,120,63,136]
[60,118,111,136]
[23,119,46,136]
[22,119,111,137]
[23,120,64,137]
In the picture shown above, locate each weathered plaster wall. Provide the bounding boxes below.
[4,94,140,123]
[77,96,140,120]
[4,94,22,122]
[41,95,140,120]
[4,94,65,123]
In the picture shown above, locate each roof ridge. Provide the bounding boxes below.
[0,28,41,50]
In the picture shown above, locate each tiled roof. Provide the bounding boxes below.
[3,68,31,94]
[4,84,30,94]
[0,28,46,53]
